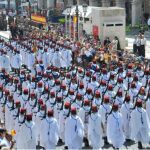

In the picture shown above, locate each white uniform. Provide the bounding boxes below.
[65,115,84,149]
[99,103,112,137]
[107,111,125,148]
[13,53,22,69]
[146,98,150,120]
[130,107,150,143]
[21,121,36,149]
[40,117,59,149]
[88,113,104,149]
[120,102,133,139]
[0,55,10,72]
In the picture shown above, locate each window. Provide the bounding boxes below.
[106,24,114,27]
[115,24,123,26]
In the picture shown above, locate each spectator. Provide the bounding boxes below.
[147,16,150,30]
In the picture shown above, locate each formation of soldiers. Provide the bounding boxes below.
[0,27,149,150]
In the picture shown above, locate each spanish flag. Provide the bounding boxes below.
[73,16,77,24]
[11,130,16,136]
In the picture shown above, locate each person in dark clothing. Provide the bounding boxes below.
[104,37,111,47]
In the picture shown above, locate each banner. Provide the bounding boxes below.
[31,14,46,24]
[93,25,99,37]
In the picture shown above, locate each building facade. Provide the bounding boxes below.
[38,0,150,26]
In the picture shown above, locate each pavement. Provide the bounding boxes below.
[55,141,150,150]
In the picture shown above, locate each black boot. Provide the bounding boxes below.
[83,137,89,147]
[58,138,63,144]
[104,136,109,145]
[64,146,68,149]
[138,141,143,149]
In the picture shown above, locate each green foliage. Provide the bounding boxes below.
[58,18,65,24]
[126,24,132,33]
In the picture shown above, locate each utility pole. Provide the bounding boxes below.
[7,0,10,12]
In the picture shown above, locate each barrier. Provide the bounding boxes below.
[0,31,11,41]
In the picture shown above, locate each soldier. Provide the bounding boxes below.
[107,104,125,149]
[88,105,104,149]
[120,95,133,141]
[99,96,112,145]
[40,109,59,149]
[65,107,84,149]
[130,100,150,149]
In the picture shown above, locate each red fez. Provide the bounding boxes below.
[110,74,115,79]
[76,93,82,100]
[38,82,43,88]
[108,85,113,90]
[20,108,26,114]
[117,78,123,83]
[91,105,98,113]
[31,76,35,82]
[0,84,3,90]
[125,95,130,102]
[71,107,77,115]
[23,89,28,95]
[79,83,84,89]
[38,99,43,105]
[101,80,106,86]
[117,90,122,96]
[112,104,119,111]
[133,76,138,81]
[5,89,10,95]
[64,102,70,109]
[47,109,54,117]
[8,95,13,101]
[69,90,74,95]
[39,60,43,64]
[30,92,36,98]
[26,114,32,121]
[104,96,109,103]
[92,76,96,81]
[15,101,21,107]
[128,64,132,69]
[45,86,49,92]
[144,70,149,76]
[127,72,131,77]
[118,68,123,73]
[66,73,71,78]
[136,99,142,107]
[61,84,66,90]
[56,96,62,102]
[84,100,90,106]
[27,74,31,80]
[131,82,136,88]
[86,72,91,77]
[50,91,55,96]
[41,104,46,110]
[48,74,53,79]
[78,68,83,73]
[55,80,60,85]
[87,88,92,93]
[95,91,100,98]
